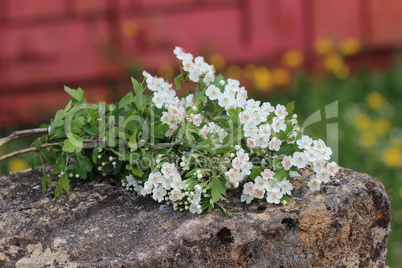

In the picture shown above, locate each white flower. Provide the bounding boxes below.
[269,137,282,151]
[255,134,269,148]
[171,177,186,190]
[246,138,256,149]
[161,162,178,178]
[316,172,330,183]
[308,178,321,191]
[326,161,339,176]
[170,189,184,202]
[152,187,167,203]
[173,47,187,60]
[192,114,203,127]
[261,169,275,180]
[243,182,255,195]
[189,204,202,214]
[279,180,293,195]
[206,85,221,100]
[126,174,137,187]
[254,176,269,189]
[313,160,326,172]
[266,191,283,204]
[292,152,308,169]
[245,99,261,112]
[297,135,313,149]
[258,124,271,137]
[266,180,281,193]
[239,111,253,125]
[194,184,202,193]
[140,181,153,196]
[253,188,265,199]
[261,102,275,113]
[200,125,209,136]
[241,194,254,204]
[281,155,293,170]
[275,104,288,119]
[226,168,241,183]
[148,172,163,187]
[272,117,287,133]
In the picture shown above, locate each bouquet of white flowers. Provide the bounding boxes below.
[0,47,338,216]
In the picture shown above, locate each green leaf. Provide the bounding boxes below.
[132,77,149,110]
[215,203,230,217]
[51,110,66,128]
[53,153,66,175]
[275,143,294,155]
[275,169,289,181]
[174,73,184,90]
[64,86,84,102]
[280,195,291,205]
[41,174,52,194]
[28,154,38,170]
[250,166,263,180]
[211,176,226,202]
[132,168,144,177]
[128,130,138,151]
[72,116,86,134]
[34,139,42,150]
[62,140,78,153]
[75,154,92,178]
[227,108,240,123]
[55,174,70,197]
[286,101,295,114]
[62,133,83,153]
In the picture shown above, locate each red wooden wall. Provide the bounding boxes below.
[1,0,402,128]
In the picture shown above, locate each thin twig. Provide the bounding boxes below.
[0,127,48,147]
[0,142,60,162]
[0,138,181,163]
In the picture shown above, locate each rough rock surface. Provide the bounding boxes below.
[0,167,391,267]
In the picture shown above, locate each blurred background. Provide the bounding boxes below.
[0,0,401,265]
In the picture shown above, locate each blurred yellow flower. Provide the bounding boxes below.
[315,38,333,55]
[359,131,377,148]
[226,65,242,80]
[334,64,349,79]
[209,54,225,71]
[340,38,361,56]
[366,91,386,110]
[158,63,174,79]
[383,147,401,167]
[242,64,256,80]
[323,52,344,73]
[253,66,272,92]
[282,50,303,68]
[354,114,372,131]
[374,118,391,135]
[272,67,291,87]
[8,158,29,173]
[122,21,140,38]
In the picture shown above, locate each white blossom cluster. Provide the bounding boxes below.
[225,147,252,186]
[131,47,340,213]
[173,47,215,85]
[124,162,204,214]
[241,168,293,204]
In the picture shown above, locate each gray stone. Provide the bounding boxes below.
[0,167,391,267]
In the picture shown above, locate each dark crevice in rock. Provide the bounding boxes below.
[216,227,234,244]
